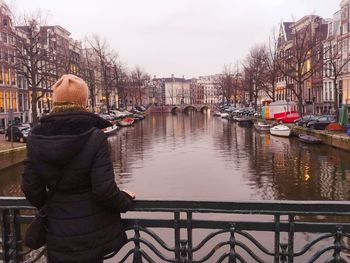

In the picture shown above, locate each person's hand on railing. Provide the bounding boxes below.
[121,189,136,200]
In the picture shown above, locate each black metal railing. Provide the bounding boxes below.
[1,197,350,262]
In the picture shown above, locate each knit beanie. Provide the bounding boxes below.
[52,74,89,107]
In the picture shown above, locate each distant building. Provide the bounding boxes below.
[197,75,221,104]
[333,0,350,111]
[152,75,191,105]
[0,1,22,128]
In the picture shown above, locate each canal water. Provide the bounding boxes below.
[1,111,350,200]
[1,111,350,262]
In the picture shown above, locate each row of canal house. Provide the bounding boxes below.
[271,0,350,115]
[0,1,116,129]
[150,74,223,106]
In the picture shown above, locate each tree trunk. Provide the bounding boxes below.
[297,82,303,116]
[254,91,258,111]
[334,79,339,122]
[31,90,39,126]
[105,87,110,113]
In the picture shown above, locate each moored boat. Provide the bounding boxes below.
[118,117,135,127]
[254,122,273,131]
[103,124,119,136]
[298,134,322,144]
[220,112,229,118]
[238,117,253,127]
[270,125,291,137]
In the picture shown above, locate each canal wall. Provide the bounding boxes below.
[292,126,350,152]
[0,149,26,170]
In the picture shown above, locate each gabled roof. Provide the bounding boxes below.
[283,22,294,41]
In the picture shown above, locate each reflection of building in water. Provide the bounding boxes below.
[108,113,209,186]
[246,131,350,201]
[318,158,349,200]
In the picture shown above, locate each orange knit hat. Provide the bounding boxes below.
[52,74,89,107]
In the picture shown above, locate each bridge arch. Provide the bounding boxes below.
[171,107,178,114]
[199,105,210,113]
[183,105,197,112]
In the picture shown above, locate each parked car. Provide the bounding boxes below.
[306,115,336,130]
[5,125,30,143]
[294,114,318,127]
[276,113,300,123]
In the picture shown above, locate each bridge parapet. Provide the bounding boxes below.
[1,198,350,262]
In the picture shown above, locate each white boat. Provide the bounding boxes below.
[214,111,221,117]
[103,124,119,136]
[270,125,291,137]
[254,122,273,131]
[220,112,229,118]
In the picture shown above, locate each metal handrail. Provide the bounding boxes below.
[1,197,350,262]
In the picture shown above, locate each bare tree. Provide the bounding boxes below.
[323,38,350,120]
[87,35,117,113]
[261,36,280,102]
[111,62,129,109]
[217,65,235,105]
[276,17,327,115]
[80,47,97,111]
[13,12,56,125]
[130,66,150,106]
[244,46,266,110]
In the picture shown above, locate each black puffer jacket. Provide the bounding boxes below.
[22,111,133,263]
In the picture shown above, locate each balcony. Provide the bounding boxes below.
[1,198,350,262]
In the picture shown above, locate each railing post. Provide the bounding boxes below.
[174,211,181,263]
[280,244,287,263]
[333,226,343,262]
[0,209,10,263]
[274,215,280,263]
[187,212,193,263]
[180,240,187,263]
[228,224,237,263]
[12,209,22,262]
[288,215,295,263]
[132,223,143,263]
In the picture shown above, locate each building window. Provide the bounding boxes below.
[0,91,4,112]
[329,82,333,101]
[0,68,3,84]
[11,72,15,85]
[4,69,9,85]
[3,19,8,26]
[11,91,17,111]
[6,91,10,110]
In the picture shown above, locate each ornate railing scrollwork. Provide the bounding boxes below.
[1,198,350,262]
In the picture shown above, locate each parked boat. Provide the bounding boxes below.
[221,112,230,118]
[298,134,322,144]
[238,118,253,127]
[270,125,291,137]
[103,124,119,136]
[118,117,135,127]
[132,114,145,121]
[254,122,273,131]
[214,111,221,117]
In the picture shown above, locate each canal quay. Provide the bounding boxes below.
[1,111,350,262]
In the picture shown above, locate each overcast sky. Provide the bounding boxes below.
[14,0,339,78]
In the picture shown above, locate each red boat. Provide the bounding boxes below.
[118,117,134,127]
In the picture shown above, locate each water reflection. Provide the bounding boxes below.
[1,112,350,201]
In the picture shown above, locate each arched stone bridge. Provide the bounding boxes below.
[150,104,216,113]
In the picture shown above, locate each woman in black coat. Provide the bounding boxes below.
[22,75,135,263]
